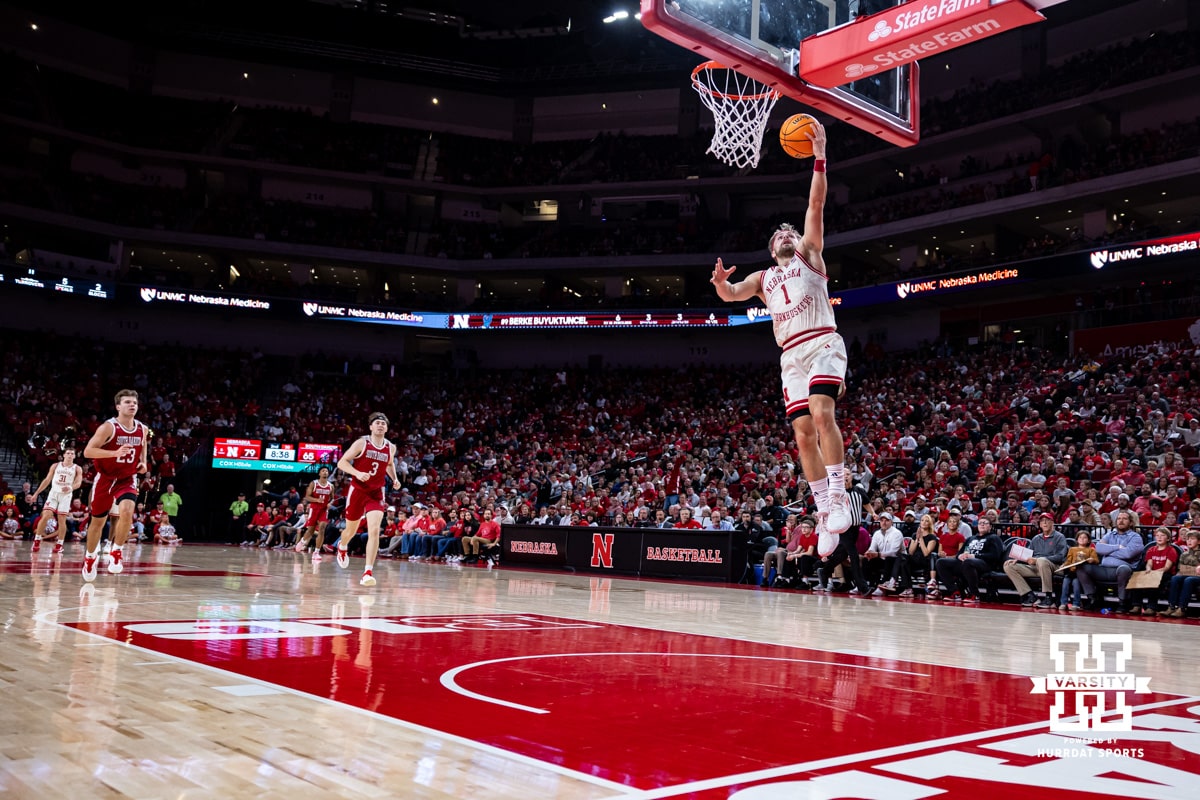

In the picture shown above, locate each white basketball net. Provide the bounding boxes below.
[692,61,780,169]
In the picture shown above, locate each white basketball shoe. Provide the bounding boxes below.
[816,514,838,558]
[826,493,852,534]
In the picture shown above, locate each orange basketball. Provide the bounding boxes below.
[779,113,816,159]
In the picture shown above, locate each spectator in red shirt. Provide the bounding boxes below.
[462,507,501,563]
[782,515,819,587]
[1129,527,1178,615]
[242,503,272,546]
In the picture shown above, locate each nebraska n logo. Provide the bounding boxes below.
[590,533,615,568]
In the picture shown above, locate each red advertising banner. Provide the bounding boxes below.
[800,0,1045,89]
[297,442,341,465]
[212,437,262,460]
[1073,317,1200,357]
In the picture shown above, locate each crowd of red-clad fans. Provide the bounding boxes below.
[2,328,1198,560]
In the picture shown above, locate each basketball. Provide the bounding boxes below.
[779,113,816,159]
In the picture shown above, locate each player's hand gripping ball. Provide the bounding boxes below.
[780,113,817,159]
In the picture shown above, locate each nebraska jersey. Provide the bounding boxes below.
[760,253,837,350]
[309,479,334,509]
[51,463,76,494]
[94,418,147,479]
[350,437,392,493]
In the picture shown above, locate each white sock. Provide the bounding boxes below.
[86,549,98,558]
[826,463,845,496]
[811,477,830,514]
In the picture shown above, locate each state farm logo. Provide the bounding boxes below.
[302,302,319,317]
[1090,250,1109,269]
[896,282,911,299]
[845,63,879,79]
[140,287,156,303]
[868,20,893,41]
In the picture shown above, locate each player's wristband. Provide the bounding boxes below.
[813,159,827,173]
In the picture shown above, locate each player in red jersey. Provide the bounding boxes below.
[335,413,401,586]
[294,466,335,559]
[81,389,149,581]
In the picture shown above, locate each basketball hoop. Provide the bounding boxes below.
[691,61,780,169]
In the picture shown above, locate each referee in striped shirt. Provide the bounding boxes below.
[818,482,870,594]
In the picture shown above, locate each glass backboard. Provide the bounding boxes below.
[641,0,919,146]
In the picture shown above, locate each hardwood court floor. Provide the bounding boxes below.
[1,541,1197,799]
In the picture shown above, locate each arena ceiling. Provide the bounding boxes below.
[16,0,1145,95]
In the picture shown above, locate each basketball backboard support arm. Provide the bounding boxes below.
[642,0,1073,148]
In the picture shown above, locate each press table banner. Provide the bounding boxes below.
[502,525,733,580]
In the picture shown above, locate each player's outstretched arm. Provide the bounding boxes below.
[801,120,828,257]
[387,444,401,489]
[711,259,763,303]
[34,465,56,496]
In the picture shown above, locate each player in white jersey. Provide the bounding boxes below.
[710,117,853,557]
[31,446,83,554]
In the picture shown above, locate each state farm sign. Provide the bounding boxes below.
[800,0,1046,88]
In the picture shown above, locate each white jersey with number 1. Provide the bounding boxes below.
[760,253,837,352]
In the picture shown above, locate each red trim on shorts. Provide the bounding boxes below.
[810,375,842,385]
[780,327,836,354]
[785,399,809,413]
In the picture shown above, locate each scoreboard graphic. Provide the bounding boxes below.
[212,438,339,473]
[212,438,262,460]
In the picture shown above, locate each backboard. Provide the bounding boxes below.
[641,0,920,147]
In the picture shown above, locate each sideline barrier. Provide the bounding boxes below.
[501,524,735,582]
